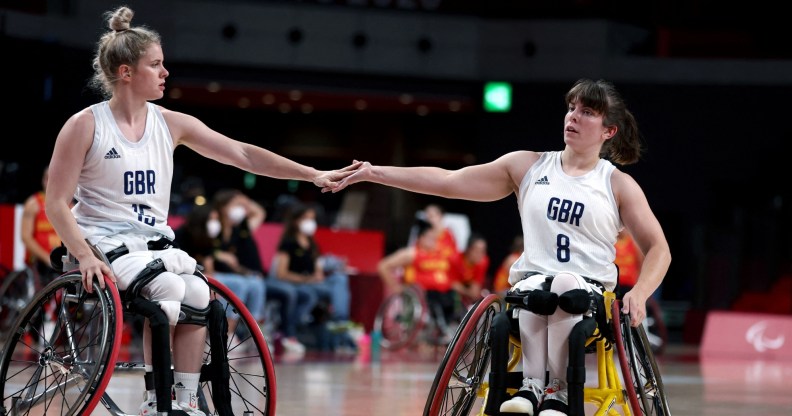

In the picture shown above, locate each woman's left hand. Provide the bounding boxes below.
[621,288,648,327]
[312,160,363,189]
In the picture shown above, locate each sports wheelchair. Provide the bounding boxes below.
[423,289,671,416]
[0,247,276,415]
[373,284,463,350]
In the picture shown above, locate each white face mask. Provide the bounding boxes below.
[227,205,247,225]
[206,219,221,238]
[299,218,317,236]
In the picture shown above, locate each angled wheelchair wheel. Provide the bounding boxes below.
[423,294,503,416]
[644,297,668,355]
[613,300,672,416]
[0,272,123,416]
[0,268,37,338]
[373,286,426,350]
[94,277,277,416]
[203,277,277,415]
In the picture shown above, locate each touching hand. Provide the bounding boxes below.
[312,160,363,189]
[321,160,372,193]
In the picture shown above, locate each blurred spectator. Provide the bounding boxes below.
[20,166,61,285]
[212,189,308,354]
[174,203,269,349]
[450,233,490,306]
[422,203,460,261]
[493,235,523,296]
[273,203,351,325]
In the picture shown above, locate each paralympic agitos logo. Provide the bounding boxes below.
[745,321,785,353]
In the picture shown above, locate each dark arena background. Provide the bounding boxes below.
[1,1,791,415]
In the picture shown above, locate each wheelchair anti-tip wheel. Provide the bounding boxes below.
[0,272,123,416]
[373,286,427,350]
[423,294,503,416]
[613,299,672,416]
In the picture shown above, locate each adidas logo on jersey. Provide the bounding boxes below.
[104,148,121,159]
[534,176,550,185]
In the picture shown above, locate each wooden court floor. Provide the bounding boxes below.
[270,344,792,416]
[92,342,792,416]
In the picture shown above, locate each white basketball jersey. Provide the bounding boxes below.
[73,101,175,243]
[508,151,620,290]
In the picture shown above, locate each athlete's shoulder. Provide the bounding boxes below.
[60,107,96,139]
[70,106,96,126]
[501,150,542,162]
[610,168,645,204]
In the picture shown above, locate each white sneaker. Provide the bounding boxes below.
[138,397,158,416]
[139,397,182,415]
[173,389,206,416]
[281,336,306,354]
[537,378,568,416]
[499,377,543,415]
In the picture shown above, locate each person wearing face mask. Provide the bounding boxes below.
[274,203,352,345]
[212,189,309,354]
[174,204,266,340]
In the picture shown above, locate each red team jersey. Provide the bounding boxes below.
[450,253,490,287]
[26,192,61,265]
[404,246,453,292]
[614,233,641,287]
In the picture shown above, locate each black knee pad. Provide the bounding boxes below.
[526,290,559,315]
[559,289,592,314]
[505,289,559,315]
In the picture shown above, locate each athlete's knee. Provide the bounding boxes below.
[550,273,592,314]
[142,271,186,326]
[550,272,585,293]
[181,273,210,309]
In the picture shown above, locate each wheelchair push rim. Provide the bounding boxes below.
[612,299,672,416]
[0,273,123,416]
[423,294,503,416]
[203,276,277,416]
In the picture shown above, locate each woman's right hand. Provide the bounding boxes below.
[79,255,115,293]
[324,160,372,193]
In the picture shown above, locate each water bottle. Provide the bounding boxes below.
[370,329,382,362]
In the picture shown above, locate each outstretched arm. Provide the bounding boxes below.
[328,151,540,202]
[163,109,361,188]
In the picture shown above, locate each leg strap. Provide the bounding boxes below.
[125,259,167,302]
[484,310,513,416]
[200,299,234,416]
[568,317,597,416]
[179,304,212,326]
[128,297,174,413]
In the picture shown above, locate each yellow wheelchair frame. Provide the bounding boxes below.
[423,292,670,416]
